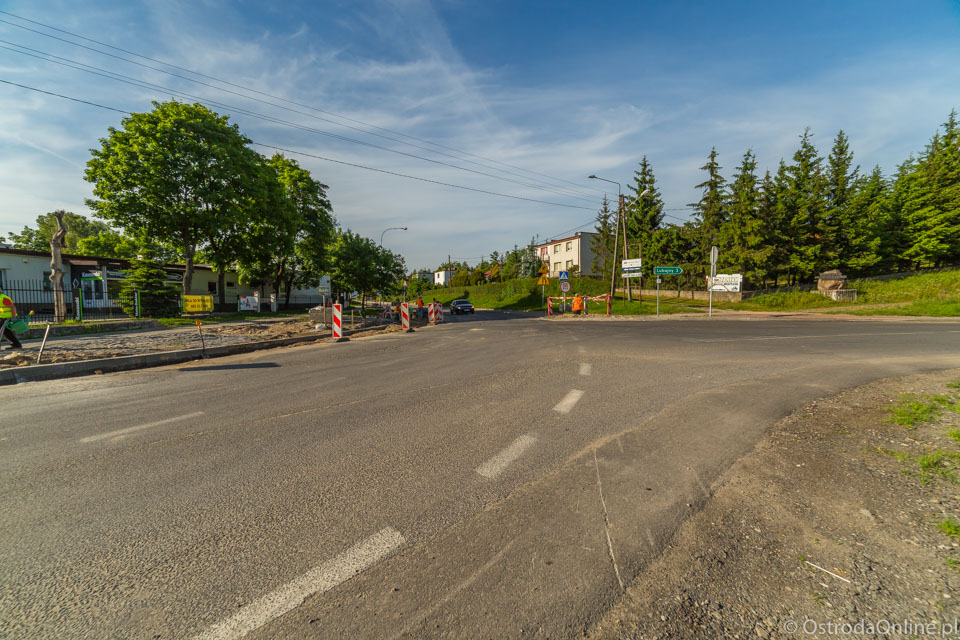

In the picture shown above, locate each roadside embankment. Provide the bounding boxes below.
[590,369,960,639]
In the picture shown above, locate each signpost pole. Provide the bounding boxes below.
[709,246,718,318]
[656,277,660,317]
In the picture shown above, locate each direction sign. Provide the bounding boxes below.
[536,275,550,286]
[538,263,549,275]
[558,270,569,281]
[654,266,683,275]
[559,281,571,293]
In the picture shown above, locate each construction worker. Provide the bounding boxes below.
[572,294,584,316]
[0,287,23,349]
[416,296,425,320]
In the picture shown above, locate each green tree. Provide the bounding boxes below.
[843,166,888,275]
[329,230,405,311]
[75,229,138,259]
[690,147,727,271]
[719,150,767,286]
[6,210,110,253]
[625,156,665,263]
[823,130,859,268]
[119,237,180,318]
[592,195,616,281]
[783,129,829,283]
[85,101,262,295]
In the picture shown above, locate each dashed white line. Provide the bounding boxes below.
[579,363,592,376]
[553,389,585,414]
[196,528,406,640]
[80,411,205,443]
[476,435,537,479]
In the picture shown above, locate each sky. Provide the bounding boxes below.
[1,0,959,270]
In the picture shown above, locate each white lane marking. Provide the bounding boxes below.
[553,389,585,414]
[579,363,592,376]
[196,528,405,640]
[688,331,937,343]
[80,412,205,443]
[476,435,537,479]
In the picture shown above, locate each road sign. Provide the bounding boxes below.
[654,266,683,275]
[559,270,569,281]
[623,271,642,278]
[560,281,571,293]
[622,258,642,270]
[709,273,743,292]
[538,263,549,275]
[537,275,550,286]
[709,246,718,265]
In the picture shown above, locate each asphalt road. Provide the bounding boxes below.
[2,313,959,639]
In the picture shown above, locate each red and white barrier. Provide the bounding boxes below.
[547,297,553,316]
[428,302,436,323]
[436,304,444,323]
[401,302,410,331]
[332,303,342,338]
[546,294,611,316]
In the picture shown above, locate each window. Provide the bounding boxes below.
[554,262,562,272]
[226,281,236,288]
[207,281,217,294]
[566,241,572,251]
[566,260,573,269]
[42,270,52,291]
[553,244,560,253]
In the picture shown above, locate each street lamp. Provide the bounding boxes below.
[380,226,407,247]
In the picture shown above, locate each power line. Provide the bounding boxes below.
[0,78,597,213]
[0,40,606,207]
[0,11,608,200]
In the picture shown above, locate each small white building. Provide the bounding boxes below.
[433,269,455,286]
[534,231,600,277]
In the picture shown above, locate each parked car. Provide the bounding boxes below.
[449,299,475,314]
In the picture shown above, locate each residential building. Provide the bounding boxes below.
[433,269,455,286]
[534,231,600,277]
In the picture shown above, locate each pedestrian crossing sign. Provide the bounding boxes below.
[559,271,569,281]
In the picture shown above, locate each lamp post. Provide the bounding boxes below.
[378,226,407,305]
[380,226,407,247]
[588,176,622,304]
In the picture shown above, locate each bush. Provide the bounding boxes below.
[120,240,180,318]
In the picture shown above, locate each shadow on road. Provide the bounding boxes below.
[179,362,281,371]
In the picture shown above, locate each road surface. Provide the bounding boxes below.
[2,313,959,639]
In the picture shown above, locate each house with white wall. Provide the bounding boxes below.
[533,231,600,277]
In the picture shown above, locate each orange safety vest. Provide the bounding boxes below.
[572,296,583,311]
[417,298,424,308]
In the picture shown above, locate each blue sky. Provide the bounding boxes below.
[1,0,958,270]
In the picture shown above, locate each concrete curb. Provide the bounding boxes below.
[0,323,388,385]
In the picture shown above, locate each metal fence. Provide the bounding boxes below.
[1,279,135,323]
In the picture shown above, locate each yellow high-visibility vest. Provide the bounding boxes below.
[0,294,13,319]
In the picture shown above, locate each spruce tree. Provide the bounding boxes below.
[844,166,887,275]
[592,195,617,280]
[824,130,859,268]
[625,156,665,262]
[784,129,829,282]
[689,147,727,281]
[120,237,180,318]
[720,150,767,286]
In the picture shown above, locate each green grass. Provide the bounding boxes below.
[887,394,955,427]
[948,429,960,446]
[879,446,960,485]
[835,298,960,317]
[938,517,960,542]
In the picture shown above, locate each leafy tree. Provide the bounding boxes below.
[592,195,616,281]
[75,229,138,259]
[451,268,471,288]
[119,237,180,318]
[6,210,110,253]
[85,101,263,295]
[719,150,770,286]
[329,230,404,311]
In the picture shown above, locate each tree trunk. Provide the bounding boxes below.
[183,244,195,295]
[217,271,226,307]
[361,293,366,314]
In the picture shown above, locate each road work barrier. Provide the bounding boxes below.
[428,303,436,323]
[546,294,610,316]
[332,304,343,339]
[435,303,444,323]
[401,302,412,332]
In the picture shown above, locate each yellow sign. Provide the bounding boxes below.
[183,295,214,313]
[538,263,549,275]
[537,275,550,286]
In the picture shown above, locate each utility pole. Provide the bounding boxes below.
[609,194,623,304]
[622,195,632,303]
